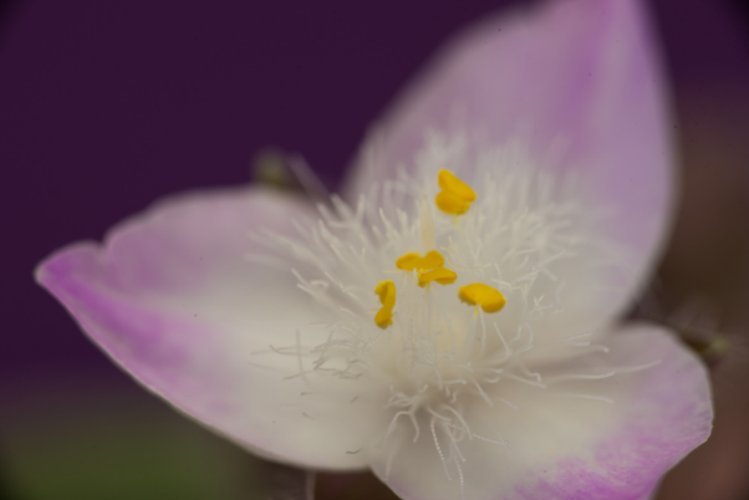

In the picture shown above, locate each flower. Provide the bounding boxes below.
[36,0,712,499]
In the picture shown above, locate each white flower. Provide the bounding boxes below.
[37,1,712,498]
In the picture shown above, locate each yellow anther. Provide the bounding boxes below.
[438,169,476,201]
[395,249,457,288]
[435,191,472,215]
[435,169,476,215]
[374,280,396,329]
[418,267,457,288]
[396,250,444,271]
[458,283,506,313]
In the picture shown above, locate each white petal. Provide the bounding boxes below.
[369,324,712,499]
[37,187,381,470]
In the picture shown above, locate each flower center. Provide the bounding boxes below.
[367,169,509,401]
[256,135,624,487]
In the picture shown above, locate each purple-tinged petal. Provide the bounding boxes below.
[36,187,380,470]
[347,0,675,322]
[369,325,712,500]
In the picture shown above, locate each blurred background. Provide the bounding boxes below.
[1,0,748,498]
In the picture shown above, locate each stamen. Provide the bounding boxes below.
[418,267,458,287]
[396,249,457,288]
[435,169,476,215]
[458,283,507,313]
[374,280,396,329]
[396,250,444,271]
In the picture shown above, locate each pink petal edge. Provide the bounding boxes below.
[513,325,713,500]
[370,324,712,500]
[36,186,377,470]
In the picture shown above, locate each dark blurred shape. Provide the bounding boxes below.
[649,1,749,499]
[316,472,399,500]
[1,378,312,500]
[0,0,21,34]
[731,0,749,25]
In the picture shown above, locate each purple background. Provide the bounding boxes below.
[1,0,523,379]
[1,0,748,499]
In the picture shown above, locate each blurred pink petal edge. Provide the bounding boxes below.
[36,0,712,499]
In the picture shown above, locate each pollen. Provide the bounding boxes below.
[458,283,506,313]
[435,169,476,215]
[396,250,444,271]
[374,279,396,329]
[418,267,457,287]
[396,250,457,288]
